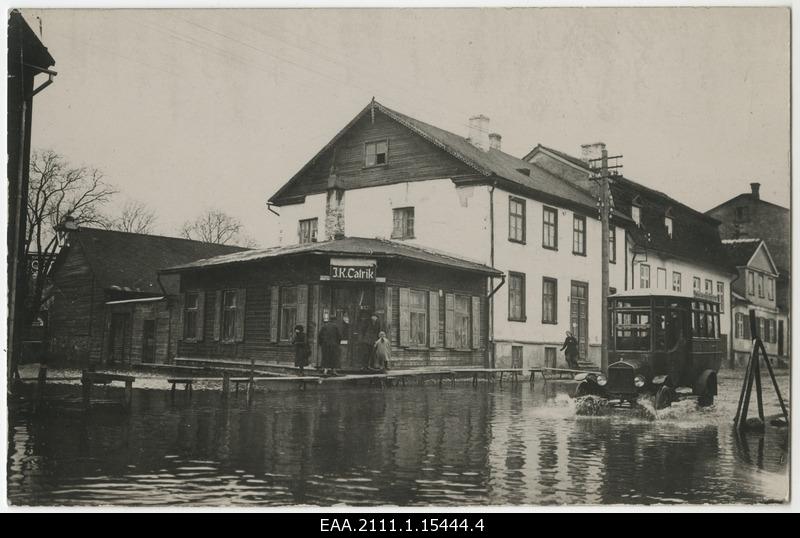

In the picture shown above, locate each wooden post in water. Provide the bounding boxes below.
[222,372,230,401]
[81,372,92,410]
[123,379,133,411]
[246,377,255,408]
[34,366,47,413]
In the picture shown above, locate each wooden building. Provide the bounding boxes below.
[47,227,245,365]
[161,237,502,370]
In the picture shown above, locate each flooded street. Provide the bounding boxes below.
[7,371,789,506]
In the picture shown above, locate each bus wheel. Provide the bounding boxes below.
[698,393,714,407]
[655,386,675,410]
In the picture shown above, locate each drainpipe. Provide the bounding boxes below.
[489,181,497,368]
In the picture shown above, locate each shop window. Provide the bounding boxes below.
[542,277,557,324]
[572,214,586,255]
[542,207,558,250]
[640,264,650,289]
[392,207,415,239]
[409,290,427,346]
[365,139,388,167]
[672,271,682,292]
[280,287,298,341]
[454,295,471,349]
[508,272,526,321]
[298,218,318,244]
[508,196,526,243]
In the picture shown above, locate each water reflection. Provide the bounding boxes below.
[7,379,789,506]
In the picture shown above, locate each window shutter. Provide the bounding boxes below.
[297,284,308,330]
[428,291,439,348]
[196,291,205,342]
[178,293,185,340]
[399,287,410,347]
[213,291,221,341]
[270,285,280,343]
[234,288,246,342]
[471,296,481,349]
[445,293,455,348]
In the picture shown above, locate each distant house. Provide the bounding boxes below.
[706,182,790,312]
[47,227,246,365]
[524,143,736,361]
[721,238,787,367]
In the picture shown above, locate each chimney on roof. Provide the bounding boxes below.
[750,182,761,200]
[468,114,490,151]
[580,142,606,165]
[488,132,502,151]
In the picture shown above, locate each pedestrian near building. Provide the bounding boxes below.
[318,314,342,376]
[561,331,580,369]
[292,324,311,376]
[373,331,391,371]
[362,313,382,370]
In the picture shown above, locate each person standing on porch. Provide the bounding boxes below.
[561,331,580,369]
[292,324,310,376]
[318,314,342,376]
[362,313,382,370]
[373,331,391,371]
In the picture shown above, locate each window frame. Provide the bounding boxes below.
[364,139,389,168]
[747,271,755,295]
[664,216,673,239]
[631,205,641,227]
[279,286,298,342]
[672,271,682,292]
[184,291,200,341]
[768,277,775,300]
[609,226,616,264]
[542,277,557,324]
[298,217,318,244]
[454,294,472,350]
[508,271,527,322]
[508,196,526,244]
[640,264,651,289]
[656,267,667,289]
[542,206,558,250]
[572,214,586,256]
[717,281,725,312]
[221,289,238,343]
[408,289,428,347]
[391,207,415,240]
[757,273,765,298]
[693,276,701,292]
[704,279,713,294]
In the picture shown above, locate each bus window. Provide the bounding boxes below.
[654,310,667,350]
[616,310,650,351]
[667,310,683,350]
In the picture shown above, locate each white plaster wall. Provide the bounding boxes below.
[276,192,327,245]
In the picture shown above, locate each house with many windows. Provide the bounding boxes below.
[523,144,736,361]
[260,100,632,370]
[722,238,787,367]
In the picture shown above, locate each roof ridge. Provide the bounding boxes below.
[77,226,250,250]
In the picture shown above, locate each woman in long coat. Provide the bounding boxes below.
[561,331,580,369]
[292,324,310,375]
[317,315,342,376]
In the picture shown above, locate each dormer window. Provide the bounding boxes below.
[664,217,673,238]
[631,205,641,227]
[365,140,388,167]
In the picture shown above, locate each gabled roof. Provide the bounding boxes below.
[721,238,778,275]
[524,144,591,171]
[161,236,502,276]
[63,227,248,294]
[268,100,597,212]
[706,192,789,214]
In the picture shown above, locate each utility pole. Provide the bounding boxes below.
[589,149,622,373]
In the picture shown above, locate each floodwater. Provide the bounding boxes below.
[7,370,790,506]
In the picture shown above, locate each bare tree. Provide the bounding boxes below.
[23,149,116,342]
[180,209,257,247]
[107,200,157,234]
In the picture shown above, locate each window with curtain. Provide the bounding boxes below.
[409,290,427,346]
[454,295,471,349]
[508,272,526,321]
[542,277,557,323]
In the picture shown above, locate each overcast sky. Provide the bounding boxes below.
[20,7,790,247]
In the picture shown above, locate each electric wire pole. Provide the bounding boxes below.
[589,149,622,373]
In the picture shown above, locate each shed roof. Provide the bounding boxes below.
[161,236,502,276]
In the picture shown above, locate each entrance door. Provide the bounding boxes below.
[142,319,157,363]
[570,281,589,360]
[330,285,375,370]
[108,313,130,364]
[778,320,784,356]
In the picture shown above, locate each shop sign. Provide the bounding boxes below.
[328,258,377,281]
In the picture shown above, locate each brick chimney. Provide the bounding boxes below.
[580,142,606,165]
[467,114,490,151]
[750,182,761,200]
[488,132,502,151]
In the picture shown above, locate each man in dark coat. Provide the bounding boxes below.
[361,314,382,370]
[561,331,580,369]
[318,314,342,376]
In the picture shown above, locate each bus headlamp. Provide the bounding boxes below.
[634,375,646,388]
[596,374,607,386]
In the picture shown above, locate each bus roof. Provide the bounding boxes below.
[609,289,720,303]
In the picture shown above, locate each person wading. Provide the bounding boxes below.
[561,331,580,369]
[292,324,311,376]
[318,314,342,377]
